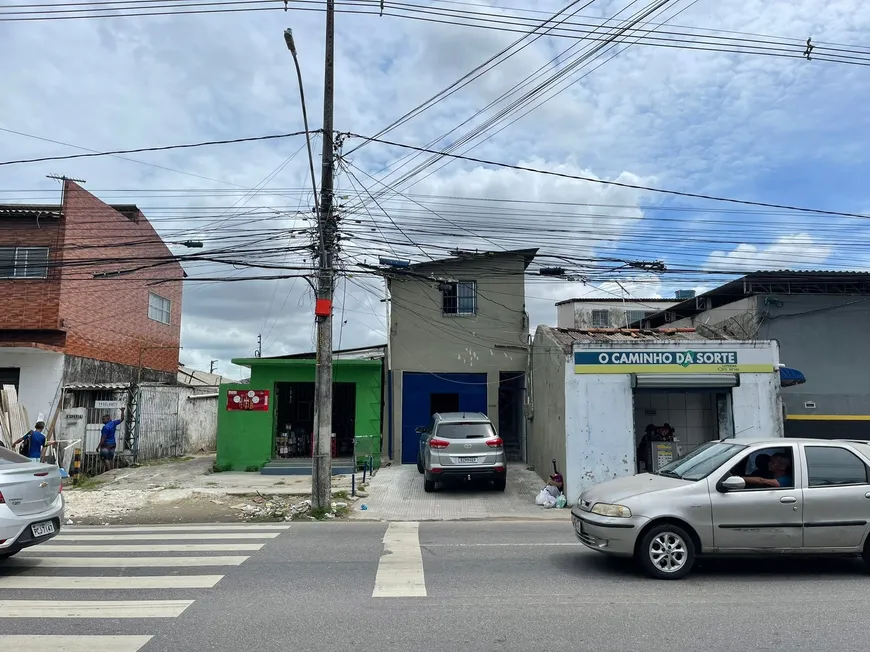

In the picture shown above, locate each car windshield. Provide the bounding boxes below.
[656,441,746,481]
[436,422,495,439]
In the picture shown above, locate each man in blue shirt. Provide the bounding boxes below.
[13,421,54,462]
[97,408,125,471]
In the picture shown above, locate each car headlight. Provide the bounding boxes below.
[591,503,632,518]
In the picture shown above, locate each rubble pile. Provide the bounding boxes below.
[235,495,349,521]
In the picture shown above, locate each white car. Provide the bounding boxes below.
[0,445,64,559]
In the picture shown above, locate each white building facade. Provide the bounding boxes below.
[528,326,783,505]
[556,298,682,330]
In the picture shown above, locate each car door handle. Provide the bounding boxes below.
[780,496,797,504]
[865,492,870,499]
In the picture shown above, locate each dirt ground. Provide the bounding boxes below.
[63,455,358,525]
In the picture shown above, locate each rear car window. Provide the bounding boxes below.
[0,446,29,465]
[436,422,495,439]
[805,446,869,486]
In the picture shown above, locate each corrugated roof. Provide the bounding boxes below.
[64,382,131,390]
[554,297,676,306]
[0,204,62,219]
[539,324,728,353]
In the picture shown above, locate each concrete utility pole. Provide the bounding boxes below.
[311,0,337,510]
[209,360,218,374]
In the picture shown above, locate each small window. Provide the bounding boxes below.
[0,246,49,279]
[591,309,610,328]
[442,281,477,315]
[625,310,646,325]
[148,292,171,324]
[805,446,869,487]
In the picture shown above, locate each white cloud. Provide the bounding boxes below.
[1,0,868,372]
[705,233,834,272]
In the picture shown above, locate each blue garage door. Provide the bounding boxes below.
[401,372,487,464]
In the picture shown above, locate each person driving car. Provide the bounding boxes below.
[741,452,793,488]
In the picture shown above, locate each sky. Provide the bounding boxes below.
[2,0,870,378]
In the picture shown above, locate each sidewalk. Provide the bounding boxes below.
[352,462,571,522]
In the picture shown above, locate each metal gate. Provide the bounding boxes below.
[133,384,182,462]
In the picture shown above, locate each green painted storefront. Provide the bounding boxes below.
[217,357,383,472]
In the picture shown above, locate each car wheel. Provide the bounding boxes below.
[862,537,870,570]
[637,523,695,580]
[493,476,506,492]
[0,551,18,561]
[423,475,436,493]
[417,459,424,474]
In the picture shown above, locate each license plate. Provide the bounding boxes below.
[457,457,479,464]
[31,521,55,538]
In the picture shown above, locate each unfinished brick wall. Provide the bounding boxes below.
[58,182,183,374]
[0,214,65,332]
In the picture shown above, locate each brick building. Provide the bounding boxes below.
[0,180,184,423]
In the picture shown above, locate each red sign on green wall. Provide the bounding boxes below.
[226,389,270,411]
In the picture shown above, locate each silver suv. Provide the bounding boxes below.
[417,412,506,493]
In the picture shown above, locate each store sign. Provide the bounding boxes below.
[574,348,774,374]
[226,389,270,411]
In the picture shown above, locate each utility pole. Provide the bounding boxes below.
[209,360,218,374]
[255,334,262,358]
[311,0,336,511]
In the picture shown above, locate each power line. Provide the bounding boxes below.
[0,130,315,166]
[340,132,870,221]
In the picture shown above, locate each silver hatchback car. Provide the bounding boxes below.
[417,412,507,493]
[0,445,64,559]
[572,438,870,579]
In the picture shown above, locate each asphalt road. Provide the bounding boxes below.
[3,521,870,651]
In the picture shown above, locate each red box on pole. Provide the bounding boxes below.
[315,298,332,317]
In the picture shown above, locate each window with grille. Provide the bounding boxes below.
[148,292,171,324]
[442,281,477,315]
[626,310,648,325]
[591,310,610,328]
[0,247,49,279]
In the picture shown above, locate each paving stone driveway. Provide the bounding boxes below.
[352,463,570,521]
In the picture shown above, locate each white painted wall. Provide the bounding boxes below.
[564,368,635,505]
[556,300,679,329]
[561,340,782,504]
[0,348,64,425]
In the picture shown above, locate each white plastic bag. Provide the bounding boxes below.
[542,493,557,508]
[535,488,549,506]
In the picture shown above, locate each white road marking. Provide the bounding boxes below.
[8,556,248,568]
[0,600,193,618]
[29,543,264,552]
[0,636,153,652]
[372,521,426,598]
[59,532,280,541]
[63,524,290,533]
[0,575,224,589]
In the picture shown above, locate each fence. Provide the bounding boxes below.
[134,384,218,462]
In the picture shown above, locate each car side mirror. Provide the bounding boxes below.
[721,476,746,491]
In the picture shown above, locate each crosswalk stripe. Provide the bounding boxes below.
[372,522,427,598]
[28,543,265,552]
[0,635,152,652]
[8,556,249,568]
[0,600,193,618]
[59,532,281,541]
[0,575,224,589]
[64,524,290,533]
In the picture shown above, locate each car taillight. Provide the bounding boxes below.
[486,437,504,448]
[429,438,450,449]
[0,490,4,504]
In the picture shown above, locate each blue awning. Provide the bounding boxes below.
[779,367,806,387]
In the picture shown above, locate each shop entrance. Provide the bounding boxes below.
[274,382,356,459]
[633,388,733,473]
